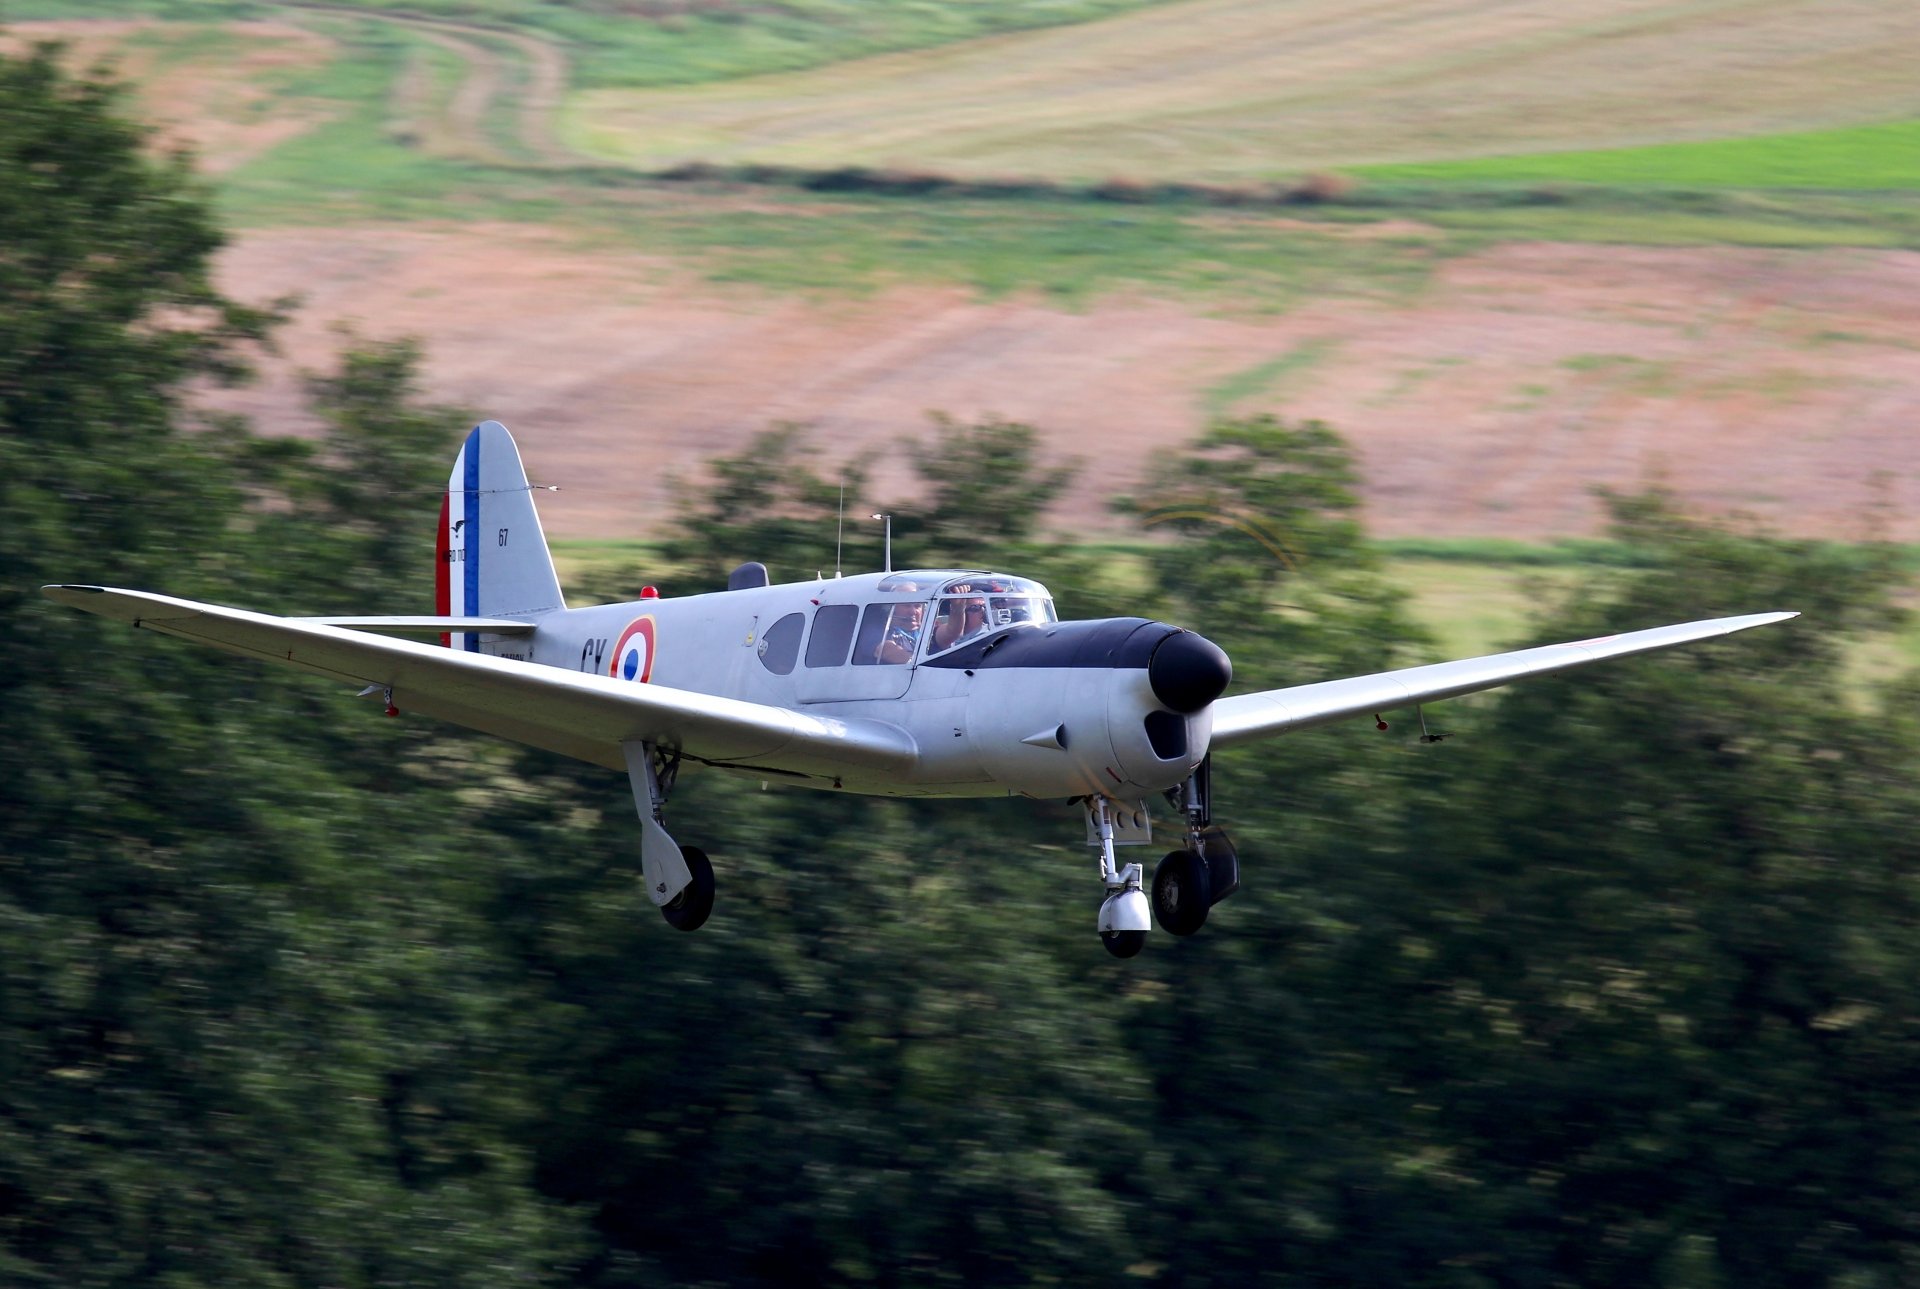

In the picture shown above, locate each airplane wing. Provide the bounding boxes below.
[293,615,537,636]
[1210,611,1797,749]
[42,585,916,776]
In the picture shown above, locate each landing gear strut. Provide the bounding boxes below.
[622,741,716,930]
[1153,756,1239,938]
[1090,795,1149,959]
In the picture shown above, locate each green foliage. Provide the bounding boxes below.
[0,42,274,599]
[294,334,475,612]
[654,422,871,591]
[655,413,1085,590]
[1285,497,1920,1285]
[0,45,576,1283]
[1123,414,1426,684]
[887,413,1075,568]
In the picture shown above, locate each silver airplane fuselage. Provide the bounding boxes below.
[474,567,1227,801]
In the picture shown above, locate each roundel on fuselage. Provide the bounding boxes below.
[610,616,657,683]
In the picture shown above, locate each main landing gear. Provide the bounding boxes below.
[623,741,716,931]
[1087,758,1240,958]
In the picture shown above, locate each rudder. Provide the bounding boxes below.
[437,421,565,650]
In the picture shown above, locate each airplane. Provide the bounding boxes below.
[44,421,1797,957]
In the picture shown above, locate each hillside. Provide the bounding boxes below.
[7,3,1918,542]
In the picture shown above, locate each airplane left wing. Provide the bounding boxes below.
[1210,611,1797,749]
[42,585,917,776]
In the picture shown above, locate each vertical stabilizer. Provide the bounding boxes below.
[437,421,565,650]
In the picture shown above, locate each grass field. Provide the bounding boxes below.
[15,4,1920,267]
[1356,120,1920,191]
[561,0,1920,182]
[4,0,1173,89]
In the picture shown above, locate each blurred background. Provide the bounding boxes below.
[3,2,1917,1284]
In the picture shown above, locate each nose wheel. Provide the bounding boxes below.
[1090,796,1152,955]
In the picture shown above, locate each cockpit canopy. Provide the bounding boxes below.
[874,571,1057,659]
[756,571,1058,677]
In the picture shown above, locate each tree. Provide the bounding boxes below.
[887,412,1075,568]
[1118,492,1920,1287]
[0,47,576,1283]
[657,423,870,590]
[1123,414,1424,687]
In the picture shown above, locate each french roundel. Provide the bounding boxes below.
[610,616,657,684]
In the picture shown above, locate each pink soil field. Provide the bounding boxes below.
[1,22,337,174]
[209,223,1920,546]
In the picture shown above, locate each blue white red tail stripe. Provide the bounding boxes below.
[438,420,565,648]
[461,425,481,651]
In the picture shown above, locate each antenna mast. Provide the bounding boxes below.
[835,482,844,578]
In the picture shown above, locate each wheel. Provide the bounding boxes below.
[660,845,715,931]
[1152,849,1212,937]
[1101,929,1147,959]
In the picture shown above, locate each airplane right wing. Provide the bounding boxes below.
[1210,611,1797,749]
[43,585,917,777]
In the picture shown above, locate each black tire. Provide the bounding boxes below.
[1102,929,1147,959]
[1152,849,1212,937]
[661,845,715,932]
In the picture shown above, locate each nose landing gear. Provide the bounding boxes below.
[1089,795,1151,958]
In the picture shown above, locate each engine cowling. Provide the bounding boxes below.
[950,620,1230,799]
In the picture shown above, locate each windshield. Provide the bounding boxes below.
[925,575,1056,655]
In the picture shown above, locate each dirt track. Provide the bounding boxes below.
[209,223,1920,544]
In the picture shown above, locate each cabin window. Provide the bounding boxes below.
[757,612,804,675]
[852,602,925,666]
[804,604,859,668]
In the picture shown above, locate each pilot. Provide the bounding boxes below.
[877,602,924,664]
[950,596,989,647]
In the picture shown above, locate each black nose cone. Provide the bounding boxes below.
[1148,630,1232,714]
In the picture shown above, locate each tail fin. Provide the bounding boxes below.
[437,421,564,650]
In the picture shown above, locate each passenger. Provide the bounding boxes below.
[876,602,925,664]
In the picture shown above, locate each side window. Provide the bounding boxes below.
[851,604,890,666]
[852,603,925,666]
[804,604,859,668]
[757,612,804,675]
